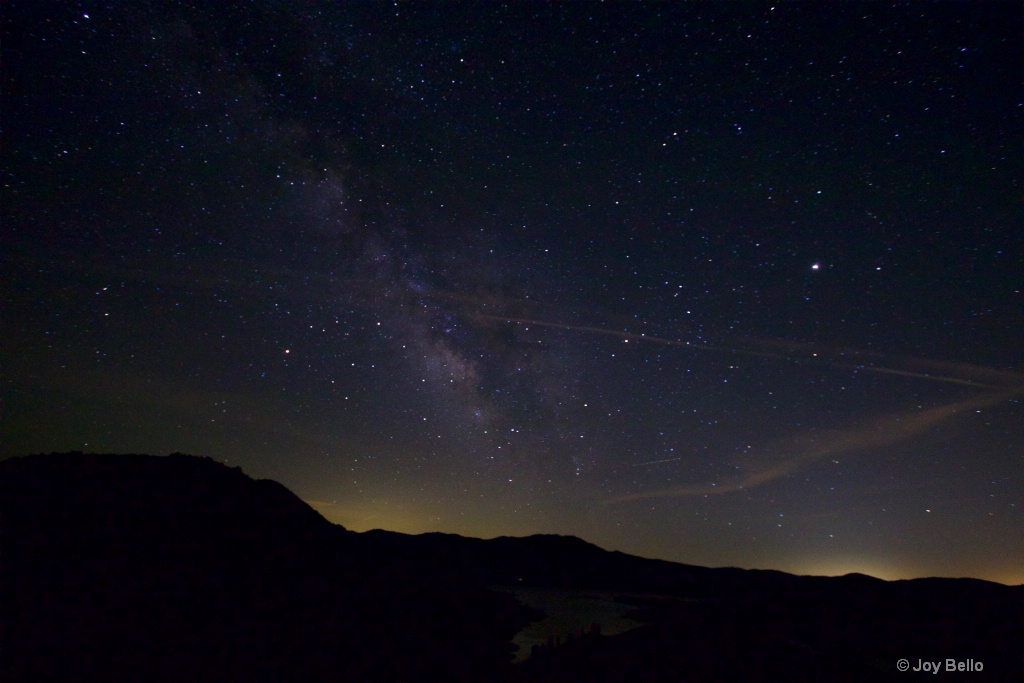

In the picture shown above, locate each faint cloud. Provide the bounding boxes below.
[606,388,1021,504]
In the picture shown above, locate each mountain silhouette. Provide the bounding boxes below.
[1,452,535,682]
[2,452,1021,682]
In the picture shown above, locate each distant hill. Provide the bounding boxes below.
[2,452,1022,682]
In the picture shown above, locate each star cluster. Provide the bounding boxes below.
[2,2,1021,583]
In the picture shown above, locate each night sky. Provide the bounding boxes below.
[3,2,1022,584]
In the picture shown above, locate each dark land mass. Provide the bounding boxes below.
[2,453,1021,682]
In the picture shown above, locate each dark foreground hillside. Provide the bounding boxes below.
[0,453,535,682]
[2,453,1022,682]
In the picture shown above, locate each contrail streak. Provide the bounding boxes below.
[471,314,782,358]
[835,364,1003,390]
[471,314,1024,390]
[631,457,683,467]
[606,388,1022,504]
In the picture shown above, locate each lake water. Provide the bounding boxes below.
[495,587,643,662]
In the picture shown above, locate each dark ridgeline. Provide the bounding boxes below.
[0,453,535,682]
[2,453,1022,682]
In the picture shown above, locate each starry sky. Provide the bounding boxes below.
[3,1,1022,584]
